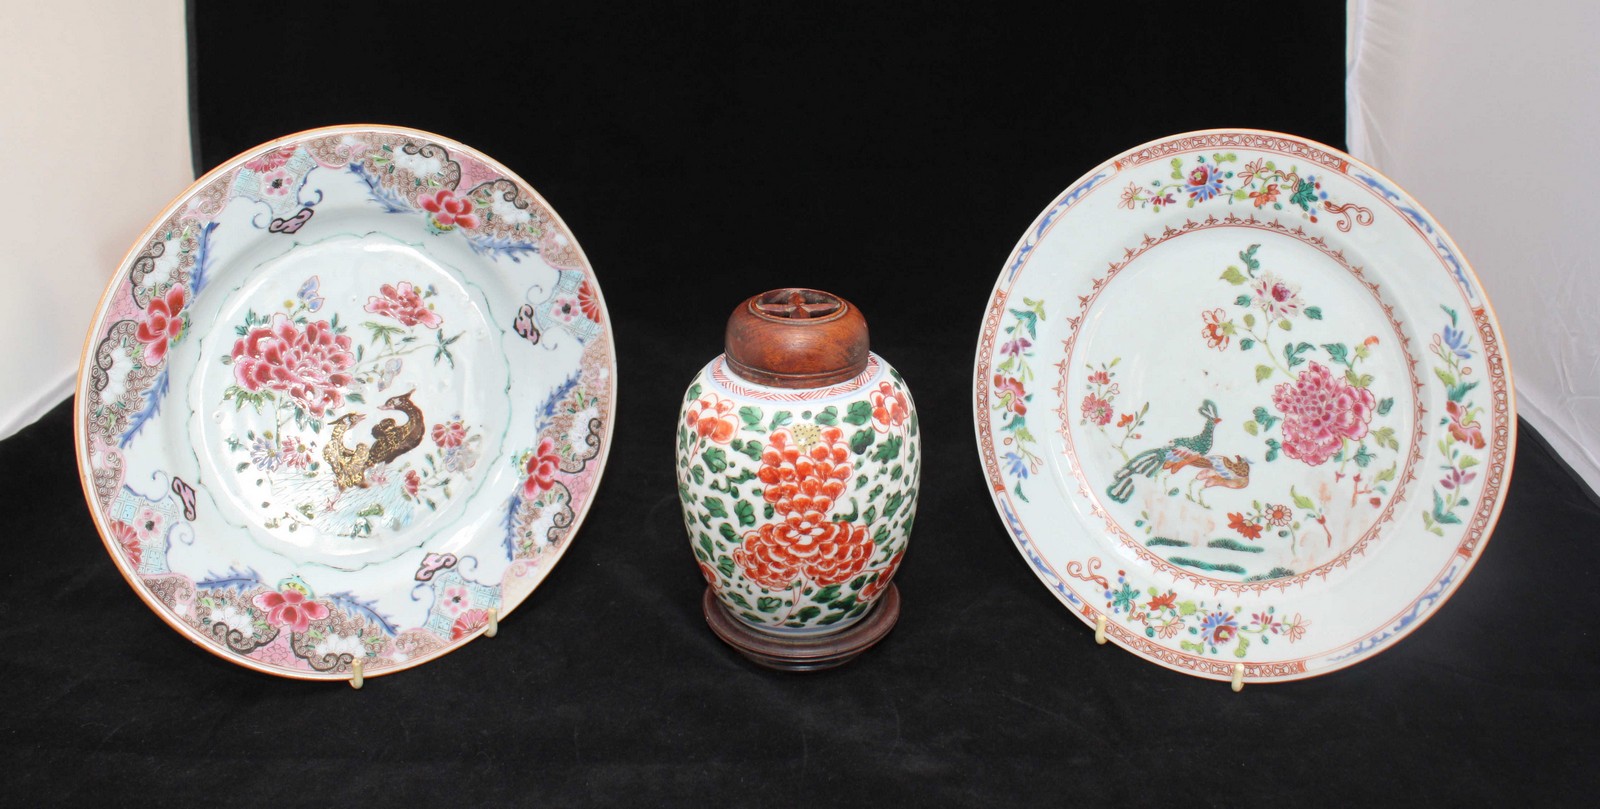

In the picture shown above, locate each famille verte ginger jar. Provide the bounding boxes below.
[676,289,919,669]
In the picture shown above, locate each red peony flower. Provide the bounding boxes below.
[1227,512,1264,540]
[252,587,330,633]
[522,437,561,498]
[1446,401,1485,449]
[1081,393,1113,426]
[109,520,142,568]
[870,382,910,433]
[418,189,480,230]
[758,427,851,521]
[1272,362,1377,466]
[685,394,739,445]
[993,375,1028,415]
[364,281,442,329]
[135,285,187,366]
[231,313,355,418]
[432,420,466,448]
[735,520,874,590]
[577,279,603,322]
[858,550,904,602]
[244,145,297,173]
[404,469,421,497]
[451,608,489,640]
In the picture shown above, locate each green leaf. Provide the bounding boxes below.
[739,406,764,428]
[737,441,762,461]
[699,533,715,558]
[1435,367,1458,388]
[813,584,842,604]
[1290,486,1316,510]
[843,401,873,426]
[871,435,903,463]
[1239,244,1261,273]
[850,429,874,455]
[756,597,782,613]
[1239,338,1255,351]
[346,392,366,404]
[690,465,705,484]
[1235,295,1253,307]
[685,382,702,402]
[702,447,728,473]
[717,524,738,546]
[1277,318,1293,331]
[1304,306,1323,320]
[1289,179,1317,210]
[769,410,793,430]
[1253,406,1280,431]
[1243,420,1259,436]
[1234,636,1250,658]
[1323,342,1350,368]
[1459,456,1479,470]
[1354,444,1375,468]
[734,499,756,527]
[814,405,839,426]
[1242,313,1256,328]
[1255,365,1274,382]
[1372,426,1399,451]
[1377,397,1394,416]
[1220,266,1248,285]
[1375,464,1397,483]
[703,497,728,518]
[1178,601,1198,617]
[795,606,822,622]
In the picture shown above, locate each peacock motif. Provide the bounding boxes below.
[1106,400,1223,504]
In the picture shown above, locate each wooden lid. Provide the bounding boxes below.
[724,288,869,388]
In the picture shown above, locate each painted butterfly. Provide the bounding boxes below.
[268,207,314,235]
[513,304,540,345]
[297,275,324,312]
[415,552,459,582]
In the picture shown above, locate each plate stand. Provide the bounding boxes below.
[348,608,499,690]
[702,585,900,672]
[1093,612,1245,692]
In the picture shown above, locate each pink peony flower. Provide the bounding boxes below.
[364,281,442,329]
[522,437,561,498]
[252,587,329,633]
[1272,362,1377,466]
[418,189,479,230]
[135,285,187,366]
[1081,393,1113,426]
[231,313,356,418]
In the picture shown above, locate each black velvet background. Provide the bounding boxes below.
[5,2,1598,804]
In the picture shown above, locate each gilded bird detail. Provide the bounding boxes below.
[322,391,427,491]
[1106,400,1223,504]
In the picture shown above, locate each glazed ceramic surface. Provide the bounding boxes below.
[77,126,615,680]
[974,130,1513,683]
[678,355,918,634]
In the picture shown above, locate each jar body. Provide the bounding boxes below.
[677,352,918,636]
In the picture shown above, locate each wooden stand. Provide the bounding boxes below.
[703,585,900,672]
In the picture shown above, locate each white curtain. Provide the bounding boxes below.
[1348,0,1600,494]
[0,1,192,439]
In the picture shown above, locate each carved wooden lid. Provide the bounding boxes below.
[724,288,869,388]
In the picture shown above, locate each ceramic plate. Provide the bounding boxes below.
[77,125,615,680]
[974,130,1513,684]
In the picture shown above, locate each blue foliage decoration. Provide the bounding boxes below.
[119,369,168,449]
[326,591,400,636]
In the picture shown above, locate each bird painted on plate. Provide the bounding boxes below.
[1161,449,1252,508]
[1106,400,1222,504]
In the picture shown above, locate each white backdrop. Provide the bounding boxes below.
[2,2,1595,497]
[1348,0,1600,495]
[0,0,191,439]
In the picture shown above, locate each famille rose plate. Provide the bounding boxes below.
[76,126,615,681]
[975,130,1514,684]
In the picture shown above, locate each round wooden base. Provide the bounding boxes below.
[702,585,900,672]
